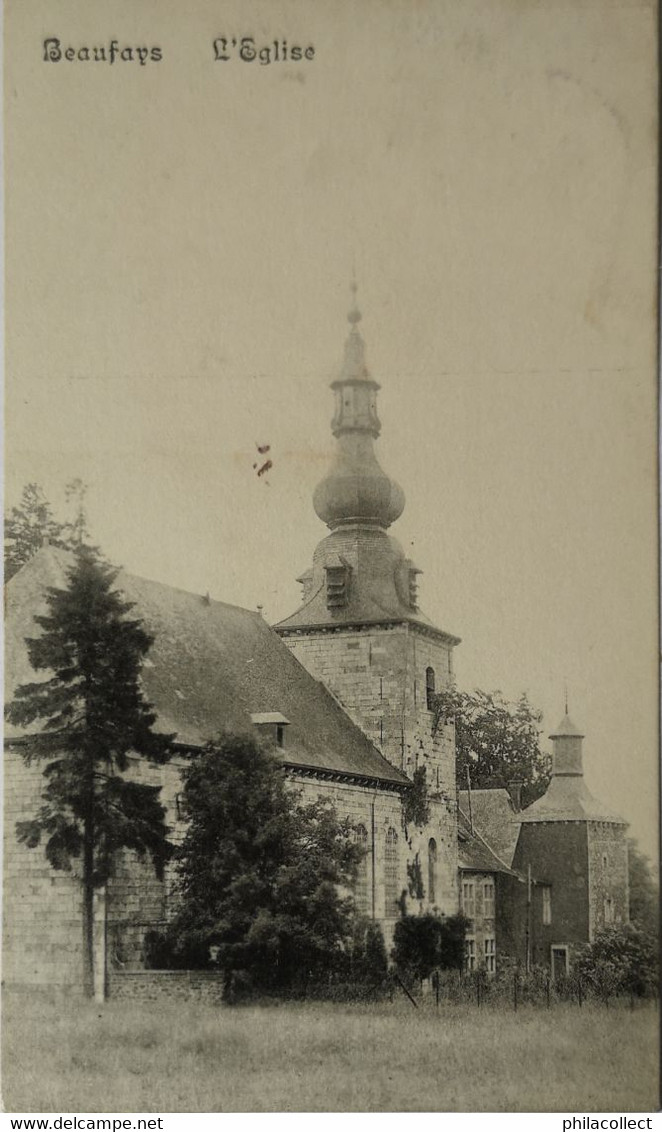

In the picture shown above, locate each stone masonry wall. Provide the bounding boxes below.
[5,743,418,988]
[107,969,226,1004]
[106,755,187,968]
[281,624,453,777]
[512,821,589,966]
[587,822,629,940]
[3,747,85,992]
[282,622,459,916]
[289,773,404,950]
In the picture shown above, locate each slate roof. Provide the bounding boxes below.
[549,713,584,738]
[456,808,517,876]
[457,788,522,867]
[517,775,627,825]
[275,529,460,643]
[275,580,449,636]
[5,546,409,789]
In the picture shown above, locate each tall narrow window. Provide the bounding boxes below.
[353,824,369,915]
[428,838,437,905]
[384,827,399,918]
[425,666,436,710]
[465,938,476,972]
[604,897,614,924]
[483,880,495,918]
[484,937,496,974]
[462,879,475,924]
[542,885,552,926]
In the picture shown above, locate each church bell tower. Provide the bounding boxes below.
[275,286,460,912]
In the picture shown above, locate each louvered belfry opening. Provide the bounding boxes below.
[325,562,350,609]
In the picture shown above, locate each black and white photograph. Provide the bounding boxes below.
[3,0,659,1116]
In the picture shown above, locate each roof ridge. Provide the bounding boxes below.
[120,568,264,619]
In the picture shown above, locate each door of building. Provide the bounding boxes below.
[551,945,569,981]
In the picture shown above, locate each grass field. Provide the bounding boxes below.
[2,993,659,1113]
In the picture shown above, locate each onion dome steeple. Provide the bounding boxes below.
[276,284,459,643]
[313,285,405,531]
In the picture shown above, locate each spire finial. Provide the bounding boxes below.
[348,274,362,326]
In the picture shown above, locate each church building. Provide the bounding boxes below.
[2,290,629,996]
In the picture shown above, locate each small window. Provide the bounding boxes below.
[484,937,496,974]
[428,838,437,905]
[425,667,436,710]
[604,897,615,924]
[465,938,476,972]
[542,886,552,926]
[483,880,495,917]
[462,880,475,919]
[276,725,284,748]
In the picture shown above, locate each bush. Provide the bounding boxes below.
[573,924,659,1001]
[392,912,469,984]
[348,920,389,984]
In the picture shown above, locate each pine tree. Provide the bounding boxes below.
[167,734,363,998]
[4,483,74,581]
[5,545,174,996]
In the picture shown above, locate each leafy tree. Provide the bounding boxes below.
[5,545,174,996]
[432,686,550,807]
[166,734,364,999]
[628,839,659,937]
[573,923,658,1001]
[392,912,469,984]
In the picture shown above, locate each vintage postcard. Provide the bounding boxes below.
[3,0,659,1118]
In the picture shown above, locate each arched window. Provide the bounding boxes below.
[425,666,436,710]
[384,827,399,917]
[428,838,437,905]
[353,824,369,915]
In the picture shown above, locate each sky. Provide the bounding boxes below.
[5,0,658,861]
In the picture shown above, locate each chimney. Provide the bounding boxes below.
[506,779,524,812]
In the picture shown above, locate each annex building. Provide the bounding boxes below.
[3,293,629,995]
